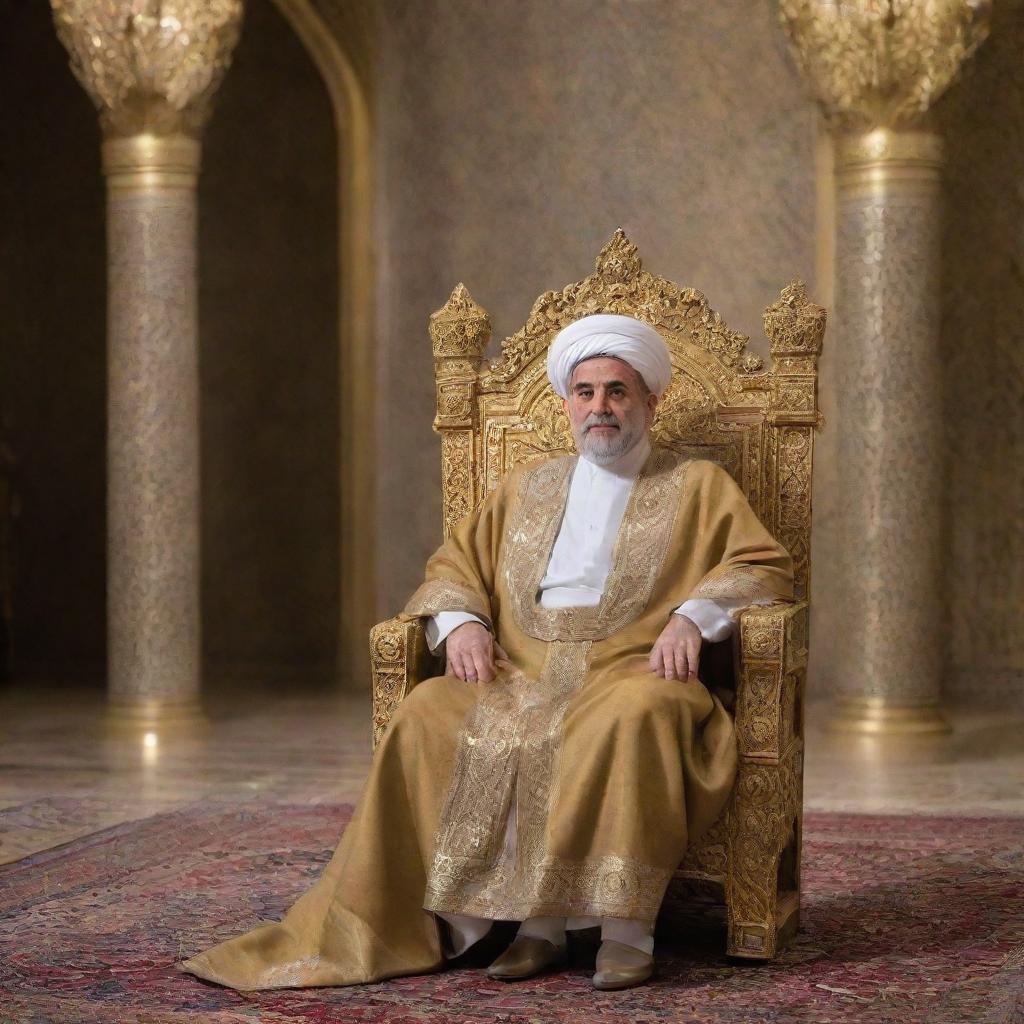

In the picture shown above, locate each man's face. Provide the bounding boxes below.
[563,356,659,465]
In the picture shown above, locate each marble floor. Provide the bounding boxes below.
[1,683,1022,866]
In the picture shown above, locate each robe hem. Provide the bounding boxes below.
[423,902,660,927]
[423,888,670,927]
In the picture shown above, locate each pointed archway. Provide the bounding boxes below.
[269,0,376,685]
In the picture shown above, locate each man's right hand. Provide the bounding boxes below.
[445,622,509,683]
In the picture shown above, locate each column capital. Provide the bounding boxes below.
[778,0,991,131]
[51,0,243,139]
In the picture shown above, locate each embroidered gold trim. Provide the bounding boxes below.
[425,642,673,921]
[689,565,781,604]
[503,448,692,641]
[424,449,691,923]
[428,661,523,871]
[404,578,491,624]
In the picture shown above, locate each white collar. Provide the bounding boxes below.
[578,434,652,480]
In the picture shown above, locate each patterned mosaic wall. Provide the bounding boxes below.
[373,0,819,616]
[936,1,1024,707]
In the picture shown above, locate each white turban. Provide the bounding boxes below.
[546,314,673,399]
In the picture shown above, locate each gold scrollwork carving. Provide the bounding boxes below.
[435,383,474,426]
[778,429,813,599]
[726,742,802,957]
[431,286,490,517]
[764,281,826,357]
[521,389,575,453]
[370,618,407,746]
[51,0,244,138]
[736,668,783,756]
[484,230,762,384]
[777,385,814,412]
[650,374,718,446]
[765,282,824,434]
[440,432,474,537]
[677,813,729,879]
[429,284,491,363]
[735,604,808,763]
[781,672,800,748]
[742,620,784,662]
[741,603,809,670]
[787,607,809,666]
[370,616,436,749]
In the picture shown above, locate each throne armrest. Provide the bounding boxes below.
[369,616,440,748]
[734,601,809,762]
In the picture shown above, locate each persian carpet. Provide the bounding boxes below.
[0,802,1021,1024]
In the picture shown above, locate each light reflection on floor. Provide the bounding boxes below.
[0,683,1021,866]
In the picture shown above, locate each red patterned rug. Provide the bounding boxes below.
[0,802,1021,1023]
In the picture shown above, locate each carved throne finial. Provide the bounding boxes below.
[429,283,491,361]
[763,280,826,429]
[764,281,827,358]
[430,284,491,433]
[595,228,643,283]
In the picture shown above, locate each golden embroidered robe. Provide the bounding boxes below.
[178,450,793,990]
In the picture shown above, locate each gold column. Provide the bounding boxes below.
[779,1,990,735]
[52,2,243,732]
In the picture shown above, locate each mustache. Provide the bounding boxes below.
[583,413,620,431]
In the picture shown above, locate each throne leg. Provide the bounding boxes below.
[725,763,801,960]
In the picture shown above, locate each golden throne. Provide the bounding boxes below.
[369,230,825,961]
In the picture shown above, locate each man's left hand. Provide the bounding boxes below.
[649,614,702,681]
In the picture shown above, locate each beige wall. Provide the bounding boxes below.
[199,0,339,684]
[373,0,819,615]
[936,2,1024,707]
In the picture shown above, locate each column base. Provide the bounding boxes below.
[106,696,209,739]
[826,696,952,736]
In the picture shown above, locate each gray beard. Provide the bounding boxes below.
[578,422,641,465]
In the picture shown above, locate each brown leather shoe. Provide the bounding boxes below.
[591,939,655,990]
[486,936,568,980]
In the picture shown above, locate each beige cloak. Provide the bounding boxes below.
[179,450,793,990]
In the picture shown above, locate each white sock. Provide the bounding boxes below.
[436,911,493,957]
[517,915,567,949]
[600,917,655,955]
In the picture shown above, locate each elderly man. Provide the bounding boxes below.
[179,314,793,992]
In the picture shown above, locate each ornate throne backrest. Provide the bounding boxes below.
[428,230,825,600]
